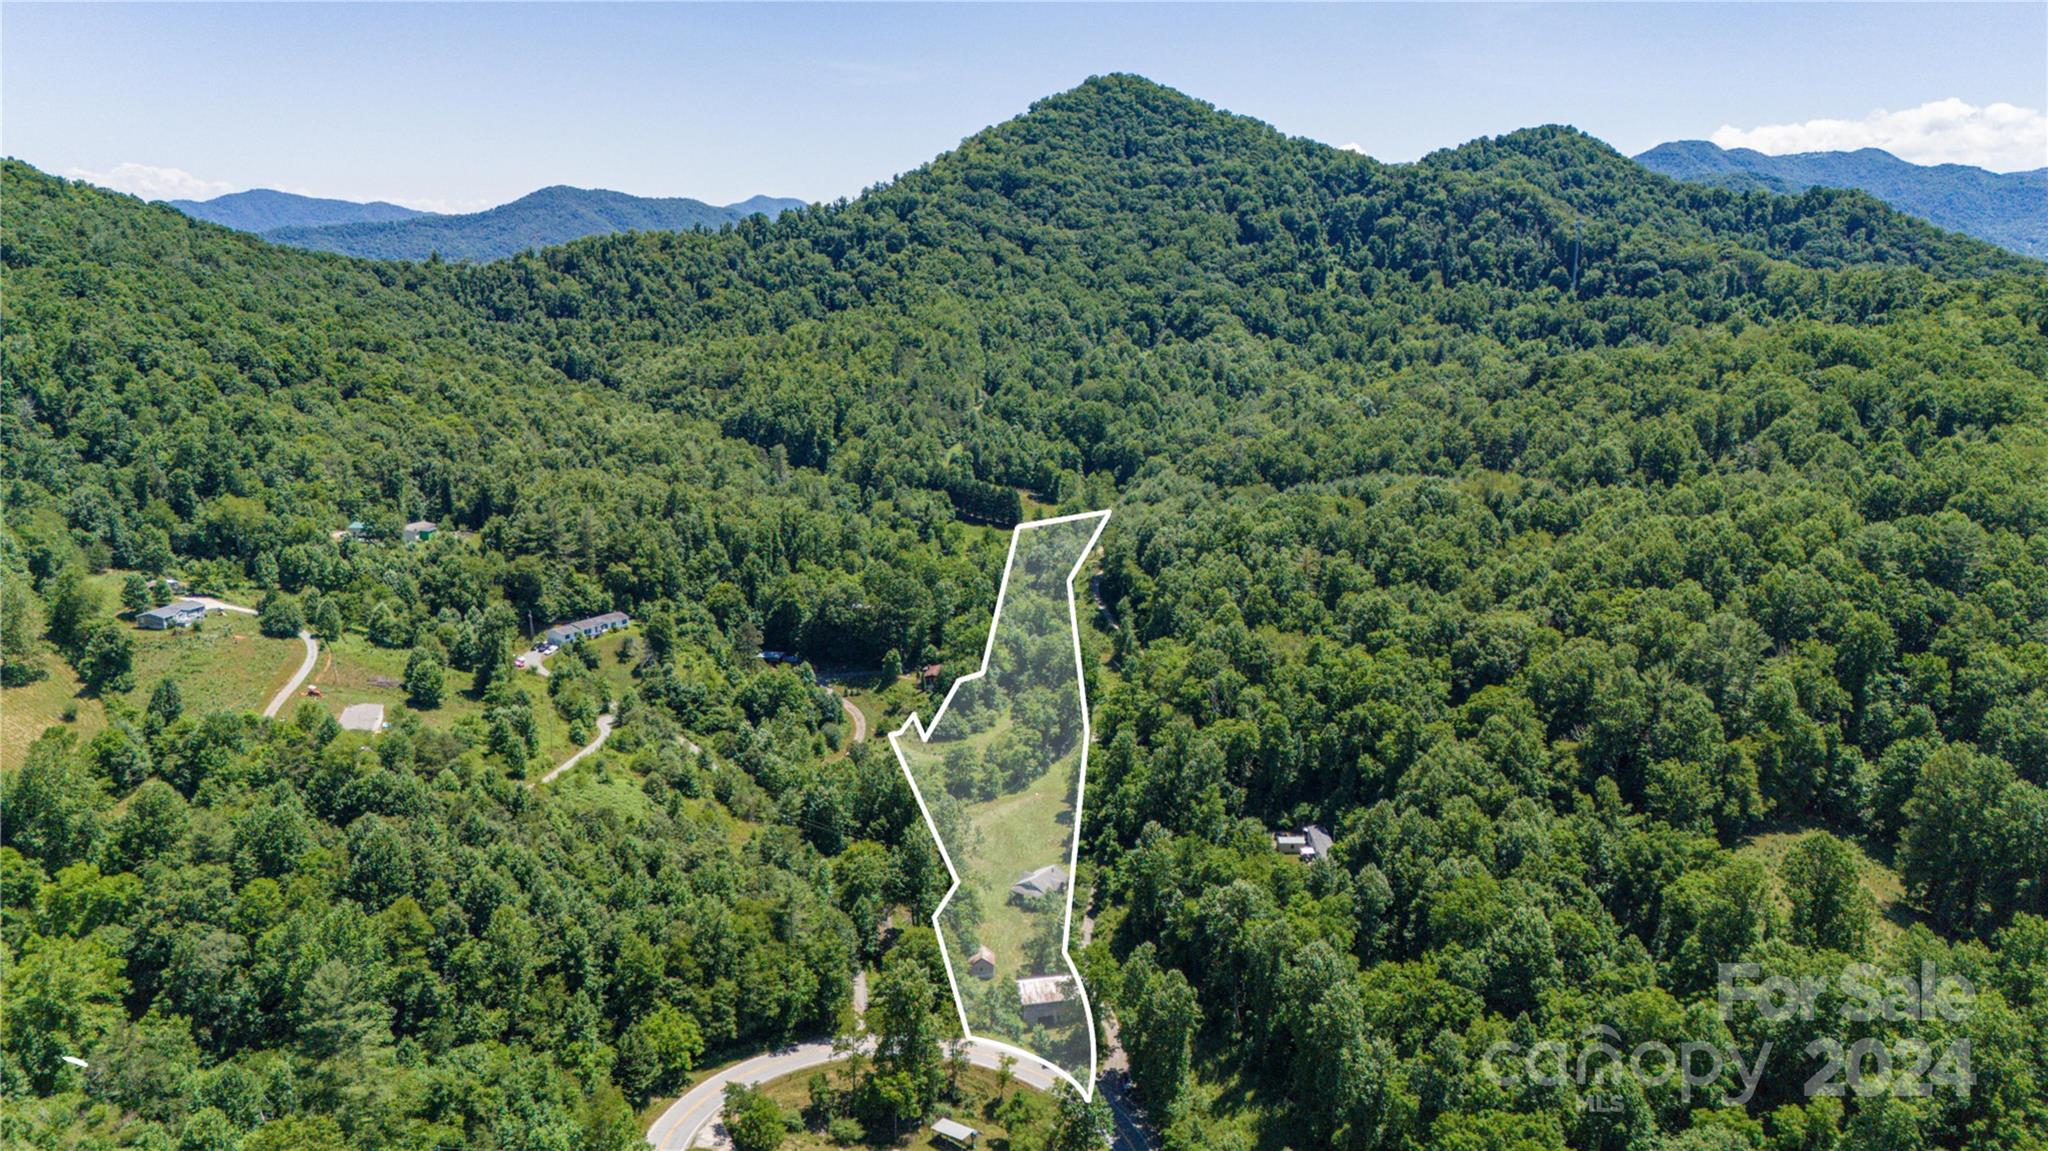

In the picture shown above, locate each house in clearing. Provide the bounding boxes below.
[1009,864,1068,901]
[933,1117,981,1147]
[1017,975,1074,1026]
[1274,825,1335,863]
[1303,825,1333,862]
[542,611,629,647]
[968,946,997,980]
[138,600,207,630]
[401,520,438,543]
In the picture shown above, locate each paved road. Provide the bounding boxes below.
[837,692,867,743]
[537,711,616,784]
[263,631,320,719]
[645,1037,1070,1150]
[1100,1074,1155,1151]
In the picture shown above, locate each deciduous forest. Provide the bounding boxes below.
[3,76,2044,1150]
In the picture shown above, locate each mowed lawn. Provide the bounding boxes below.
[303,632,485,734]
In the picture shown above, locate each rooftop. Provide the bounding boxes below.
[140,599,206,617]
[1011,864,1068,896]
[1304,825,1334,857]
[546,611,630,635]
[1017,975,1072,1006]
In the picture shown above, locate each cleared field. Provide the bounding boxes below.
[956,755,1081,973]
[123,608,304,716]
[310,630,644,774]
[1,605,300,770]
[1,661,97,770]
[308,633,485,733]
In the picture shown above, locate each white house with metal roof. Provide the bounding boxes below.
[137,600,207,630]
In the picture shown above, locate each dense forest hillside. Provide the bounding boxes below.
[5,74,2046,1151]
[259,185,807,262]
[166,189,430,232]
[1637,141,2048,259]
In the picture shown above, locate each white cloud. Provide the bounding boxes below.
[60,164,485,213]
[64,161,238,201]
[391,196,493,215]
[1710,99,2048,172]
[1337,142,1370,155]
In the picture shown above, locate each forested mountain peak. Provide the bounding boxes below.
[783,73,2021,298]
[1424,121,1628,167]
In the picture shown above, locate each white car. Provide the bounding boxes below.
[514,655,527,669]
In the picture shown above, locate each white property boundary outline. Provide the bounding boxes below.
[886,508,1111,1101]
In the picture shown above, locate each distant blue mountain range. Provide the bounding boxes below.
[167,185,806,262]
[1636,141,2046,259]
[167,188,427,231]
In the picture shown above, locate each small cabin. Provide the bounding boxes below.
[1275,825,1334,863]
[401,520,438,543]
[968,946,996,980]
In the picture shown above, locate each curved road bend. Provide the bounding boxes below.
[645,1038,1077,1150]
[838,693,867,743]
[537,711,617,785]
[262,631,319,718]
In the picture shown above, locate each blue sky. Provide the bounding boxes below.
[5,3,2044,212]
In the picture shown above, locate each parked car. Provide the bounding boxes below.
[514,655,527,669]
